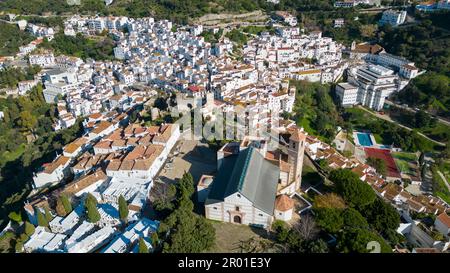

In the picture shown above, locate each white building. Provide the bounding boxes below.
[205,147,280,228]
[335,82,359,107]
[379,10,407,27]
[344,64,400,111]
[24,227,67,253]
[32,155,71,188]
[29,52,55,67]
[102,218,159,253]
[273,194,294,221]
[64,221,96,250]
[334,18,345,28]
[49,204,84,234]
[435,213,450,238]
[66,225,116,253]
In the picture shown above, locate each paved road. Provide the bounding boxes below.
[385,100,450,127]
[437,170,450,193]
[357,105,446,147]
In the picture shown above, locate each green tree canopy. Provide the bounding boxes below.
[314,208,344,234]
[44,206,53,222]
[61,194,73,215]
[138,237,149,253]
[162,208,216,253]
[337,228,392,253]
[342,208,369,229]
[366,157,387,177]
[118,195,129,223]
[330,169,376,208]
[35,208,48,227]
[24,221,35,236]
[56,196,67,217]
[85,193,100,223]
[364,198,401,232]
[303,238,329,253]
[8,211,22,223]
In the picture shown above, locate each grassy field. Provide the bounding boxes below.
[392,152,418,176]
[206,221,278,253]
[344,108,439,152]
[0,143,26,166]
[432,166,450,204]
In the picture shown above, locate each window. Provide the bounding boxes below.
[237,194,241,198]
[259,213,263,217]
[292,142,296,149]
[213,207,217,210]
[235,206,240,211]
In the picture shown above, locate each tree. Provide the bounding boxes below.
[176,172,195,211]
[118,195,129,223]
[36,209,48,227]
[24,221,35,236]
[154,97,168,111]
[303,239,329,253]
[330,169,377,208]
[414,110,431,128]
[272,220,290,243]
[336,228,392,253]
[364,198,400,232]
[314,193,346,209]
[314,208,344,234]
[151,232,159,248]
[138,237,149,253]
[56,197,66,216]
[17,111,37,133]
[44,206,53,222]
[342,208,369,229]
[61,194,73,215]
[366,157,387,176]
[359,24,378,39]
[284,229,304,253]
[85,193,100,223]
[293,215,318,241]
[162,209,216,253]
[8,211,22,223]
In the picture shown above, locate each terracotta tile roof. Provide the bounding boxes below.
[91,121,112,135]
[42,156,70,174]
[94,140,113,150]
[413,248,440,253]
[275,194,294,212]
[64,137,88,153]
[352,43,384,54]
[436,212,450,228]
[62,170,107,195]
[288,128,306,142]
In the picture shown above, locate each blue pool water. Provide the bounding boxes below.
[357,133,373,147]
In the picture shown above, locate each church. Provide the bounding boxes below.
[202,127,306,228]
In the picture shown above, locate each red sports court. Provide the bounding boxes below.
[364,147,401,178]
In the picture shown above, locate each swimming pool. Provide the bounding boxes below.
[357,133,373,147]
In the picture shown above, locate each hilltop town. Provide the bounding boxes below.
[0,1,450,255]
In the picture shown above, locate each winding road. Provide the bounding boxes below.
[357,105,446,147]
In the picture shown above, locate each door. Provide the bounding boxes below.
[233,215,241,224]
